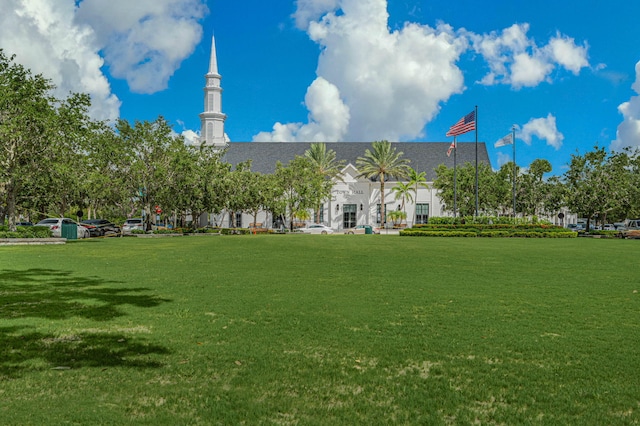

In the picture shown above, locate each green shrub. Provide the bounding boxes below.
[25,226,52,238]
[153,229,181,234]
[0,226,52,239]
[0,231,21,238]
[220,228,251,235]
[478,231,511,237]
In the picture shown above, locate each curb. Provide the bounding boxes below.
[0,238,67,246]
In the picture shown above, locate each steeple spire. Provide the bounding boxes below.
[208,34,219,75]
[199,33,227,147]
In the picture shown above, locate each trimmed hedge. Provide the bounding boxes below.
[426,216,552,226]
[401,230,478,237]
[412,223,567,231]
[400,224,578,238]
[0,225,52,238]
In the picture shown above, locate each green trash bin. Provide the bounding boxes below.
[365,225,373,234]
[61,222,78,240]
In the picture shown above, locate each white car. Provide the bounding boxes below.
[299,224,334,234]
[35,218,90,239]
[344,224,380,234]
[122,218,144,234]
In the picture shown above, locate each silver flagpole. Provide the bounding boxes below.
[512,126,516,217]
[474,105,479,218]
[453,136,457,219]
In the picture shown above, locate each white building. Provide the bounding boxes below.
[221,142,490,230]
[197,34,492,230]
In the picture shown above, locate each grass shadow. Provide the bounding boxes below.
[0,269,172,377]
[1,325,169,378]
[0,268,170,321]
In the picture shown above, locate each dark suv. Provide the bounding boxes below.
[80,219,121,237]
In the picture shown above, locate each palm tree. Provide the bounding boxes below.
[391,181,414,218]
[356,141,411,228]
[408,168,429,225]
[305,142,345,222]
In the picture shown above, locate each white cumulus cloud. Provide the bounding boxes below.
[468,24,589,88]
[258,1,589,142]
[253,77,350,142]
[0,0,207,121]
[611,61,640,151]
[0,0,120,121]
[518,114,564,150]
[258,0,467,142]
[76,0,208,94]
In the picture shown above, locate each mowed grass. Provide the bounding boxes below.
[1,235,639,425]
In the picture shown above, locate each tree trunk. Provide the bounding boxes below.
[6,179,17,232]
[380,173,385,227]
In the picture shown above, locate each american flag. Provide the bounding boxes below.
[446,141,455,157]
[446,110,476,137]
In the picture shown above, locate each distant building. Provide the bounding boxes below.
[222,142,490,230]
[197,33,491,229]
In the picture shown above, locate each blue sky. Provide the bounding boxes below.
[2,0,640,176]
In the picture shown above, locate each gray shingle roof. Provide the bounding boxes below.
[223,142,491,182]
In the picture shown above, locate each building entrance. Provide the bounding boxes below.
[343,204,357,229]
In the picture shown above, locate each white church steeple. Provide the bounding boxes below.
[199,34,228,147]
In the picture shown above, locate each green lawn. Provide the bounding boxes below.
[1,235,639,425]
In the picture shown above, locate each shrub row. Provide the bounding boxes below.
[427,216,552,225]
[400,229,577,238]
[148,227,256,235]
[0,226,52,239]
[413,223,566,231]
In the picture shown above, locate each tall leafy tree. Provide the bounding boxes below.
[433,162,478,217]
[540,176,567,220]
[494,162,518,216]
[304,142,345,223]
[433,162,502,217]
[563,146,627,229]
[356,141,411,227]
[274,156,325,231]
[47,93,95,217]
[226,160,254,227]
[0,50,57,230]
[116,117,179,230]
[82,122,131,219]
[626,149,640,219]
[518,159,552,217]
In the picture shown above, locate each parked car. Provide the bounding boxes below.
[35,218,90,239]
[614,222,627,231]
[16,221,33,226]
[80,219,121,237]
[122,218,144,234]
[603,224,616,231]
[344,224,380,234]
[620,219,640,239]
[299,224,334,234]
[567,223,584,232]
